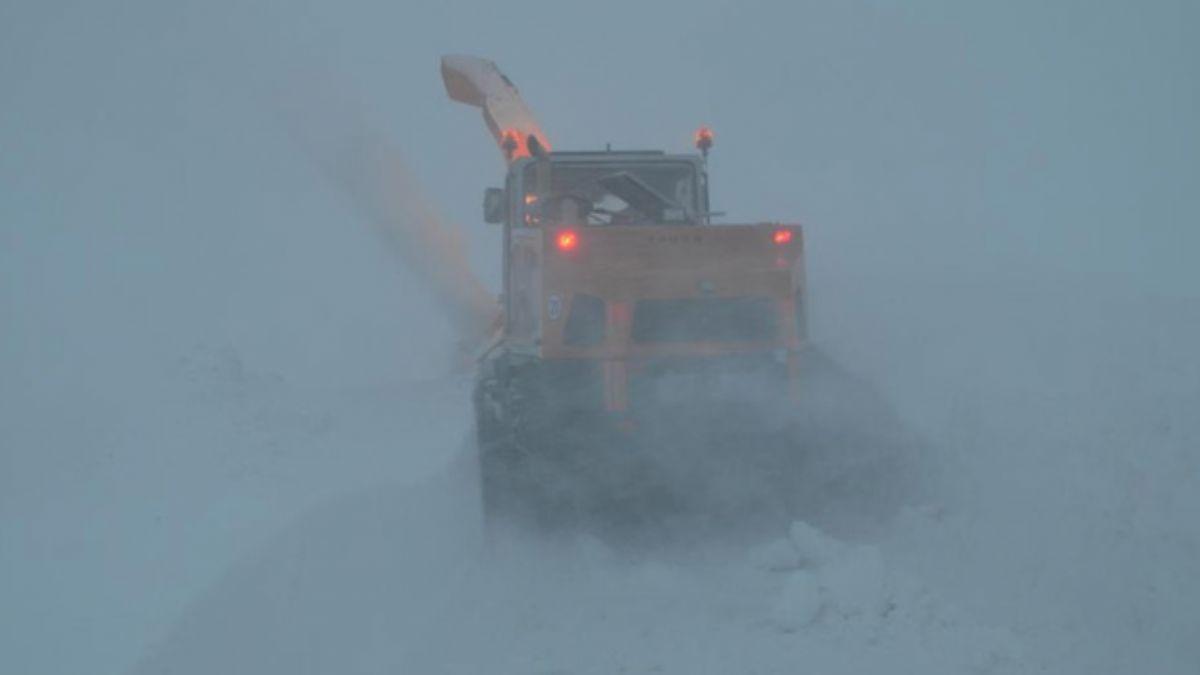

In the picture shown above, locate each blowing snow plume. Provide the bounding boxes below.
[277,76,500,347]
[478,346,928,548]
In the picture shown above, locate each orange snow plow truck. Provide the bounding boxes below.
[441,56,809,519]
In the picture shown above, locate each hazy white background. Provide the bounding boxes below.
[2,1,1197,673]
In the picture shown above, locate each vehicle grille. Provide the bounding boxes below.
[631,297,778,343]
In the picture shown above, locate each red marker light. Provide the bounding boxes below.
[500,129,524,161]
[694,126,714,157]
[556,230,579,252]
[773,229,793,245]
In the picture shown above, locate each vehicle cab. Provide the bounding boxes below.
[486,151,711,229]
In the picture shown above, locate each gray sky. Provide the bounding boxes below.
[4,0,1197,397]
[4,0,1197,299]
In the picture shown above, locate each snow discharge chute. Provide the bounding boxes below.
[440,55,551,162]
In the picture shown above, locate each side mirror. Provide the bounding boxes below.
[483,187,506,224]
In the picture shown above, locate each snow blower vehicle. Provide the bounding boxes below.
[439,56,812,528]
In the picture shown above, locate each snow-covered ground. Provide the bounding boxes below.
[128,291,1197,675]
[3,2,1198,674]
[7,283,1194,675]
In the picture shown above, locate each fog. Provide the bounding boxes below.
[2,1,1197,673]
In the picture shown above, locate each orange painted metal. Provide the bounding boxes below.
[539,224,806,362]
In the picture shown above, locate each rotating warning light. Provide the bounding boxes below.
[556,230,579,252]
[694,126,714,157]
[772,229,793,245]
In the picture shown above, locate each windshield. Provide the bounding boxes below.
[529,160,699,226]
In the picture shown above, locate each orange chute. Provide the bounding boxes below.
[441,55,552,163]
